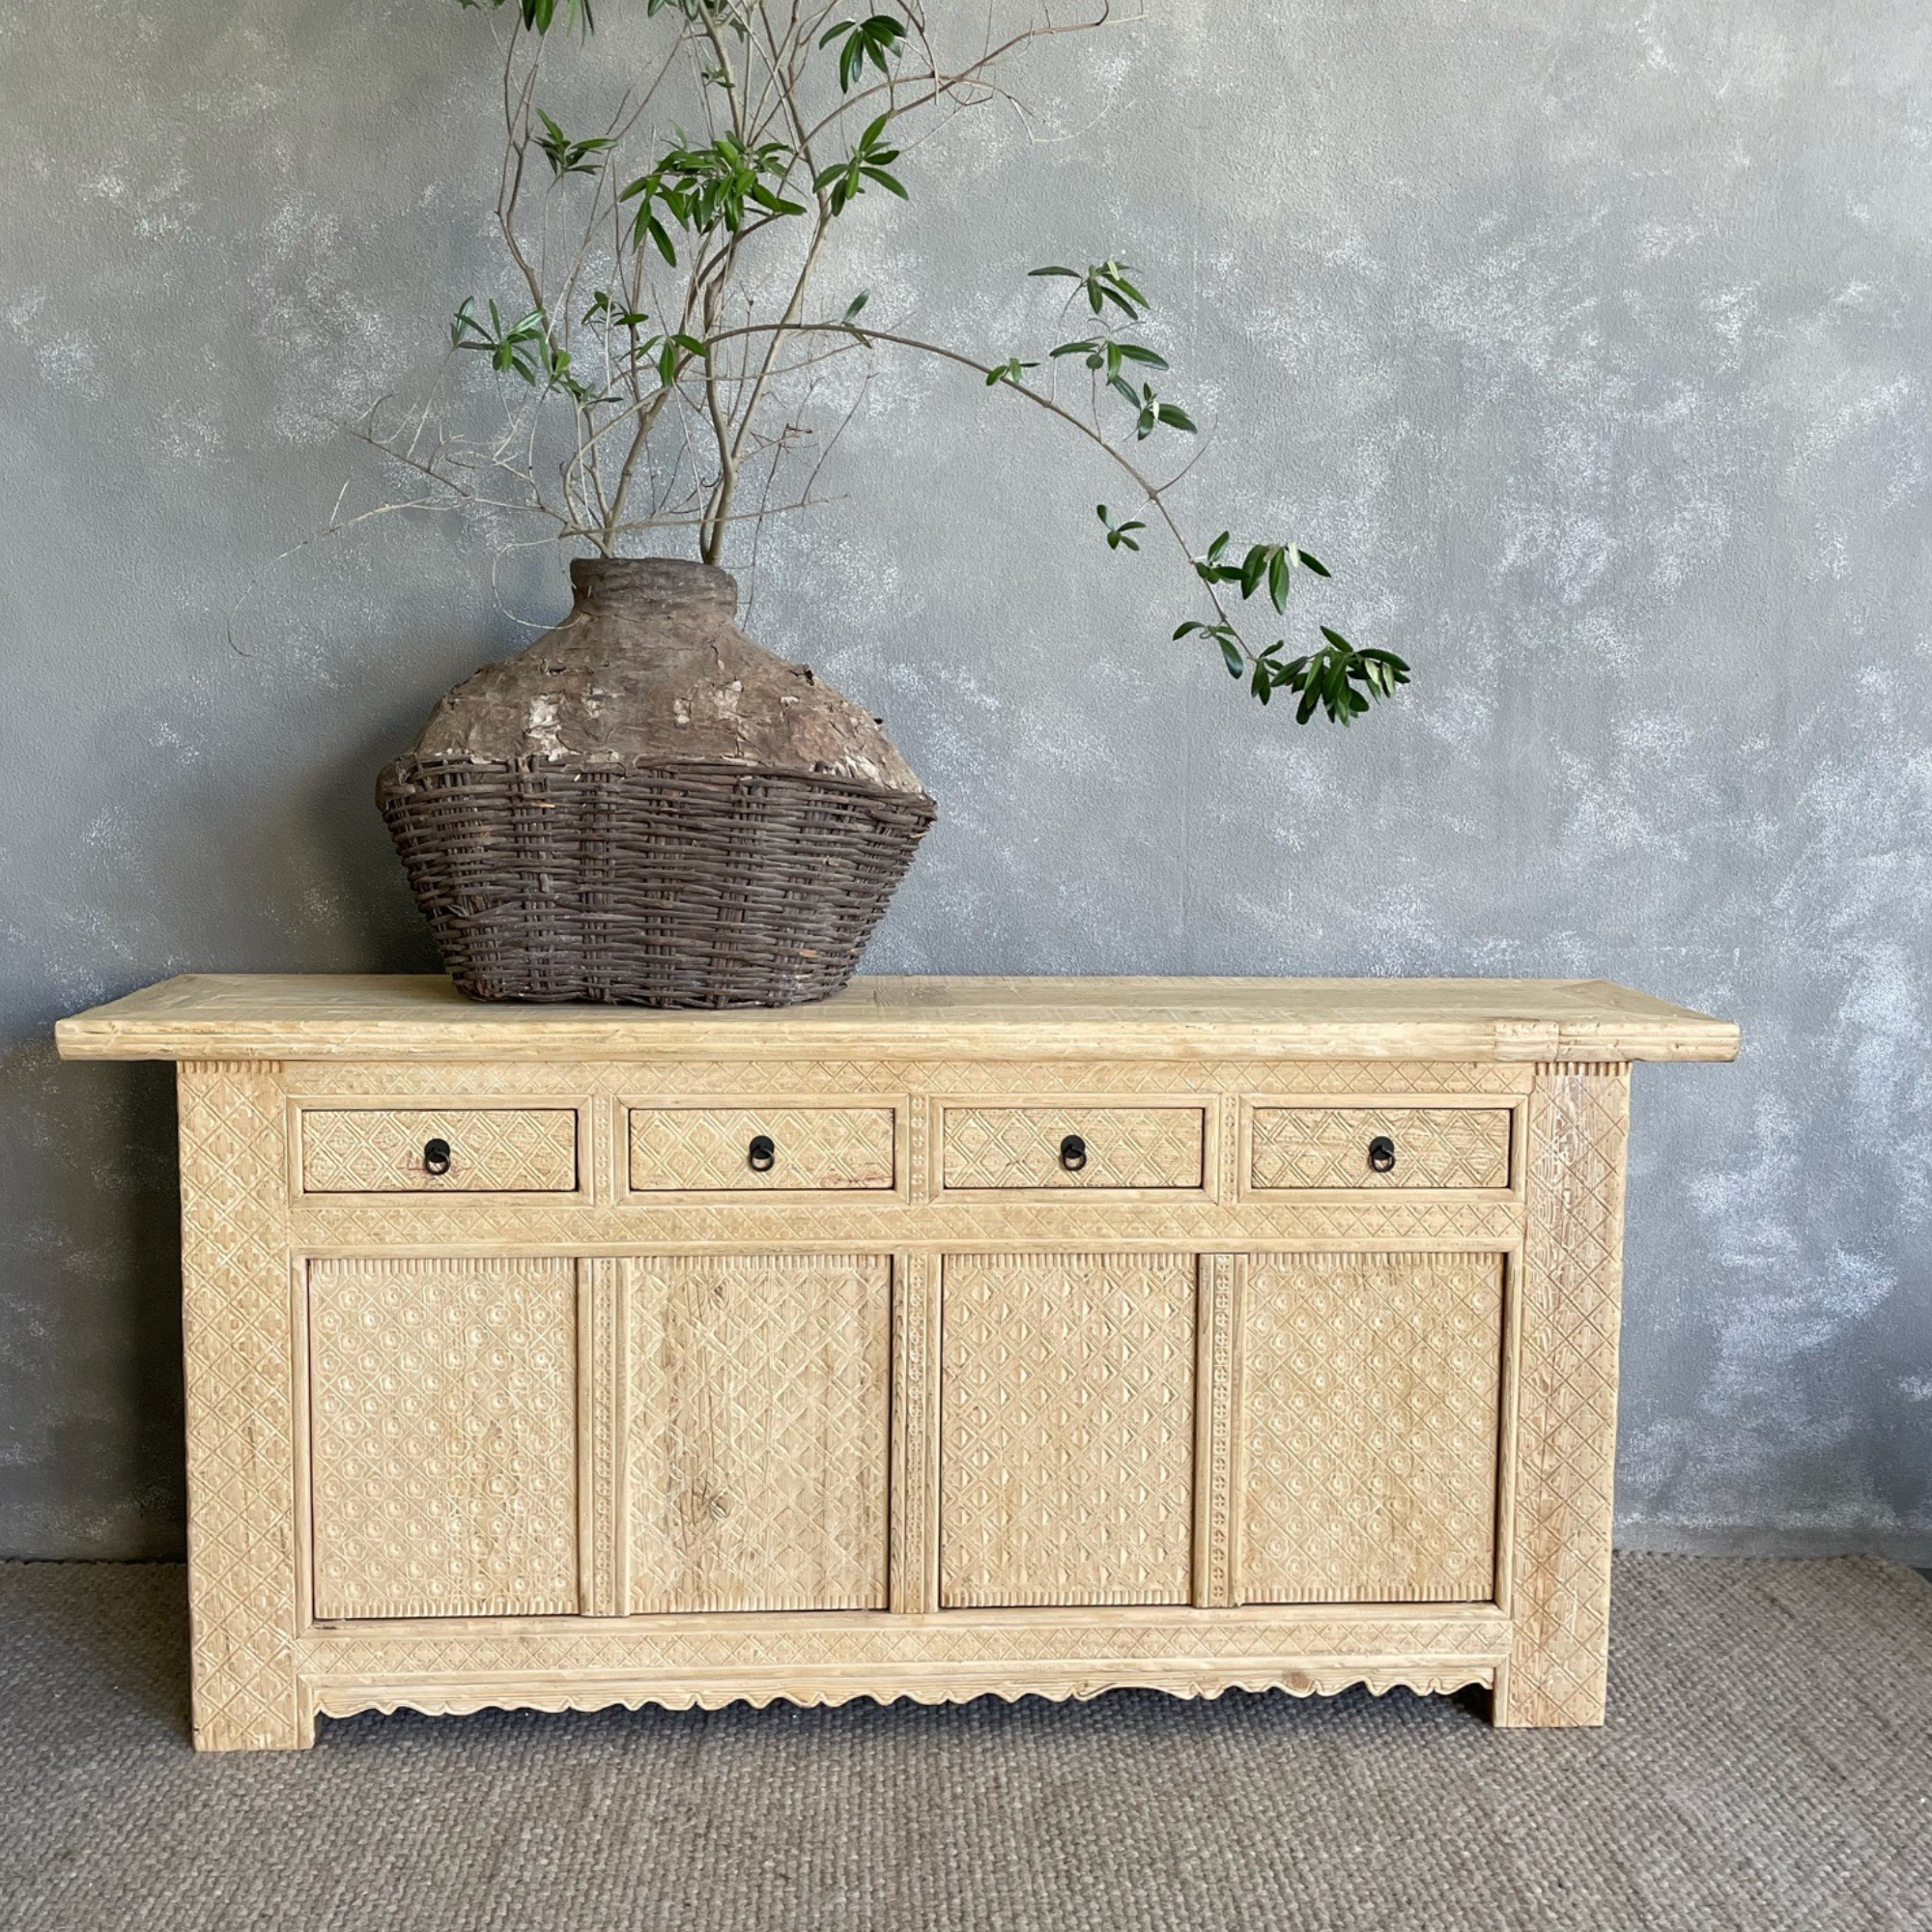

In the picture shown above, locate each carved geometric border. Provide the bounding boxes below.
[292,1198,1527,1253]
[890,1254,940,1613]
[1494,1063,1631,1726]
[286,1058,1535,1101]
[300,1608,1508,1674]
[1193,1254,1238,1607]
[177,1062,303,1750]
[585,1258,620,1616]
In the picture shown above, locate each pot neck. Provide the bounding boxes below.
[568,556,739,623]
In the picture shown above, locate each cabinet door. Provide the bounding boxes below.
[940,1252,1198,1607]
[308,1257,582,1620]
[1239,1252,1503,1605]
[626,1254,892,1612]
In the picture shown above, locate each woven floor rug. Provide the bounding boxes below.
[1,1554,1927,1931]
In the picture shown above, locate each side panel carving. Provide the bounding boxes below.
[177,1062,302,1749]
[1495,1064,1631,1726]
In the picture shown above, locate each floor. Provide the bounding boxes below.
[1,1554,1928,1932]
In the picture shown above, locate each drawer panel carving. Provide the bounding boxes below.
[301,1107,578,1193]
[627,1254,892,1612]
[1240,1252,1503,1604]
[940,1252,1198,1606]
[628,1106,895,1191]
[942,1107,1205,1189]
[308,1257,580,1620]
[1251,1108,1511,1190]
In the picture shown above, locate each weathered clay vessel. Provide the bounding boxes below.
[378,557,935,1007]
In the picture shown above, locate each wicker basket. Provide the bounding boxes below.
[379,753,935,1008]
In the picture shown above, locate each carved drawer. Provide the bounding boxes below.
[1249,1107,1512,1190]
[300,1107,579,1193]
[628,1106,895,1190]
[941,1106,1206,1189]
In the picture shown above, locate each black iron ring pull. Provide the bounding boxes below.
[423,1137,453,1177]
[1367,1134,1397,1175]
[1059,1132,1088,1173]
[747,1133,777,1173]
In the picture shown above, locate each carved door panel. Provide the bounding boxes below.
[939,1252,1199,1607]
[625,1254,893,1613]
[1239,1252,1504,1605]
[307,1257,582,1620]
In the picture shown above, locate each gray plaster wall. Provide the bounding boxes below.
[3,0,1928,1561]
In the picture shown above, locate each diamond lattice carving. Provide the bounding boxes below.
[305,1607,1501,1680]
[1250,1109,1513,1190]
[628,1107,895,1190]
[627,1254,892,1612]
[125,987,1677,1748]
[942,1109,1205,1188]
[308,1257,580,1619]
[300,1108,577,1192]
[178,1062,300,1749]
[1240,1252,1503,1604]
[293,1194,1523,1255]
[941,1253,1197,1605]
[1498,1065,1630,1725]
[290,1056,1531,1101]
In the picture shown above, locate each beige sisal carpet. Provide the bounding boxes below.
[0,1555,1927,1931]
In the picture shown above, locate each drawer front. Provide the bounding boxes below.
[300,1107,578,1193]
[1250,1107,1512,1190]
[629,1107,895,1191]
[942,1107,1206,1189]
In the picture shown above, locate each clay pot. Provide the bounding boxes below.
[378,557,935,1007]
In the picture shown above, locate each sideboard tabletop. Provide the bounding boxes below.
[56,973,1739,1065]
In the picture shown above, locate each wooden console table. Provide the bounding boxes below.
[57,975,1736,1750]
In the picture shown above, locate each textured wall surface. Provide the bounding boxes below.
[2,0,1928,1560]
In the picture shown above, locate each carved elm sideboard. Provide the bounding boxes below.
[55,974,1737,1751]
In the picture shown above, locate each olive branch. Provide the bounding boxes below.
[351,0,1408,722]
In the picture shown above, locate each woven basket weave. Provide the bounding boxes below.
[380,753,935,1008]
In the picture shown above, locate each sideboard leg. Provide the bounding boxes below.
[191,1690,315,1752]
[177,1061,306,1753]
[1493,1063,1631,1729]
